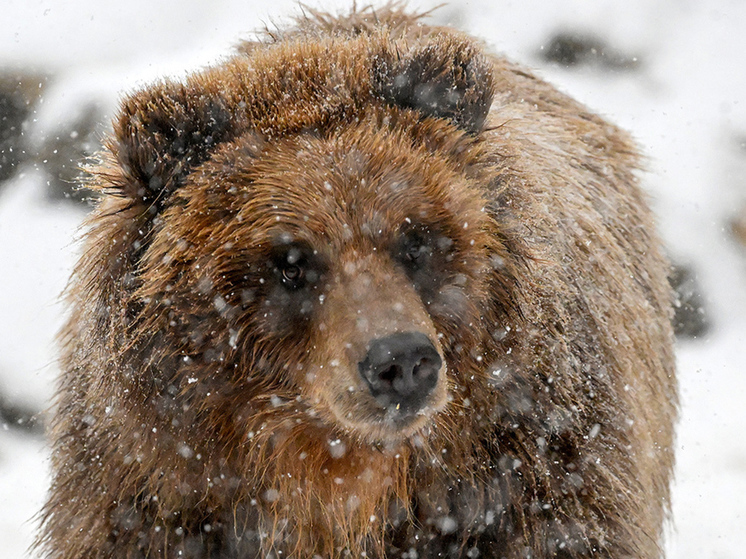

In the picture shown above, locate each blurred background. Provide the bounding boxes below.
[1,0,744,557]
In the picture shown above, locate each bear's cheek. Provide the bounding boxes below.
[426,283,478,329]
[252,284,320,335]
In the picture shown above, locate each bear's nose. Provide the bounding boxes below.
[358,332,442,413]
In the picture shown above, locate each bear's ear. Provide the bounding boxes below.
[110,81,241,209]
[373,36,495,134]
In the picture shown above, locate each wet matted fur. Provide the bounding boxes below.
[38,4,677,559]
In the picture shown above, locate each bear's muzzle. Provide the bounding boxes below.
[358,331,442,416]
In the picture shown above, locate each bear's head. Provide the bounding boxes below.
[92,31,523,457]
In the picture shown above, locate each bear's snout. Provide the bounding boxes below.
[358,332,442,414]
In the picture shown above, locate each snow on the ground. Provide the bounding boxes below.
[671,329,746,558]
[1,1,744,557]
[0,174,85,411]
[0,430,47,559]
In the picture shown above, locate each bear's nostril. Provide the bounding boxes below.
[358,332,442,414]
[379,365,400,383]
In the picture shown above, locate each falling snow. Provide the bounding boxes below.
[0,1,745,558]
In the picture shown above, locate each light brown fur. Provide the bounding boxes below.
[39,5,676,558]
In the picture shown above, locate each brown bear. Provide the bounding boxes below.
[38,5,677,559]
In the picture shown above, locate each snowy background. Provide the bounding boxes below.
[1,0,744,557]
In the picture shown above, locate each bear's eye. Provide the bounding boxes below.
[405,243,427,263]
[274,245,312,291]
[281,264,304,286]
[399,230,433,269]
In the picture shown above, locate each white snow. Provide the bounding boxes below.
[0,173,82,411]
[0,430,48,559]
[1,0,744,557]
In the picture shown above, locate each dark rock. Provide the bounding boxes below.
[0,70,105,206]
[0,72,47,184]
[670,263,710,339]
[0,392,42,436]
[35,102,104,205]
[541,31,640,70]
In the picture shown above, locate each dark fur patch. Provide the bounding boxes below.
[373,37,496,133]
[113,83,242,208]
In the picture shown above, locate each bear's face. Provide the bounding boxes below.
[101,31,514,456]
[142,116,495,443]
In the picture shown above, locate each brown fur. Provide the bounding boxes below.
[38,5,677,558]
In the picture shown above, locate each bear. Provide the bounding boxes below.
[38,5,677,559]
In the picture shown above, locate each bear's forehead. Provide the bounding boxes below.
[205,125,487,249]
